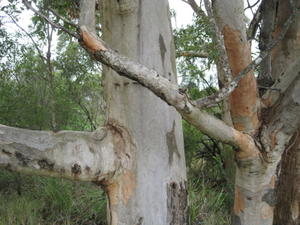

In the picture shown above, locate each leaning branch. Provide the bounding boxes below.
[0,124,118,182]
[247,1,263,40]
[79,26,259,158]
[183,0,207,18]
[47,7,78,28]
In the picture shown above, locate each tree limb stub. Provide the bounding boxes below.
[0,124,121,182]
[79,27,259,157]
[80,26,107,52]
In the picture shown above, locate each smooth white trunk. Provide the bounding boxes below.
[100,1,187,225]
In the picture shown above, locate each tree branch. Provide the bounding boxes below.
[0,124,119,182]
[247,1,263,40]
[79,26,259,158]
[183,0,207,18]
[47,7,78,28]
[176,50,209,58]
[22,0,79,39]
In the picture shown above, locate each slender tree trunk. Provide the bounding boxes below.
[100,1,187,225]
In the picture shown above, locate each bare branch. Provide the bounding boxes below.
[176,50,209,58]
[0,124,118,182]
[194,5,297,108]
[79,26,260,156]
[183,0,207,18]
[22,0,79,39]
[5,12,46,63]
[247,2,263,40]
[47,7,78,28]
[244,0,261,11]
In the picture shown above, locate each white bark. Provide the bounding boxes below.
[0,124,120,182]
[99,1,188,225]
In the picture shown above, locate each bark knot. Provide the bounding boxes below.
[71,163,82,175]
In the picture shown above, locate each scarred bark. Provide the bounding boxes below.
[0,124,126,182]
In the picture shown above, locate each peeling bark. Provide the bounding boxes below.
[213,0,259,134]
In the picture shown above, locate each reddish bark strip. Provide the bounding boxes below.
[222,26,259,133]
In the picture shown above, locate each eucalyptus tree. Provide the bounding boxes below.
[1,1,300,225]
[1,1,188,225]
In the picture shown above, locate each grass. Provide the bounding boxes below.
[0,170,107,225]
[0,158,231,225]
[188,158,232,225]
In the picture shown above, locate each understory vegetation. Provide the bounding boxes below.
[0,143,232,225]
[0,3,233,225]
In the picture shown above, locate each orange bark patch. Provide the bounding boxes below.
[269,176,276,189]
[105,181,120,206]
[80,26,107,52]
[261,204,274,219]
[104,170,136,206]
[234,187,245,215]
[270,131,278,149]
[233,130,260,159]
[119,170,136,204]
[222,25,259,132]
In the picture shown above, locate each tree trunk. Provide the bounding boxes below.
[100,1,187,225]
[15,1,300,225]
[266,1,300,224]
[273,132,300,225]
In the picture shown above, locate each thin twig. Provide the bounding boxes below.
[47,7,78,28]
[22,0,79,39]
[247,2,263,40]
[5,12,46,63]
[244,0,261,11]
